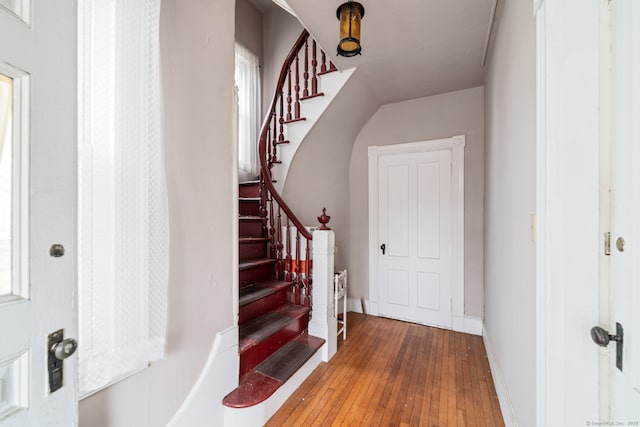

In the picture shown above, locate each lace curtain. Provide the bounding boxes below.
[78,0,168,397]
[235,43,261,177]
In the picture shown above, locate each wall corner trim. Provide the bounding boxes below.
[483,323,518,427]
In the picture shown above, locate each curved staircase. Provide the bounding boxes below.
[223,30,338,410]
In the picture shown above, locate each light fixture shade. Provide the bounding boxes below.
[336,1,364,57]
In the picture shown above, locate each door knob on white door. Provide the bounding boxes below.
[52,338,78,360]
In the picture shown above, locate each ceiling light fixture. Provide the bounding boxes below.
[336,1,365,57]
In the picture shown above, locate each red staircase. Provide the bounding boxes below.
[223,31,337,408]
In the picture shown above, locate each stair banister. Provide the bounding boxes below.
[258,29,313,241]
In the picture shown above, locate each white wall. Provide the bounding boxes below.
[282,72,378,270]
[78,0,237,425]
[483,0,536,425]
[348,87,485,317]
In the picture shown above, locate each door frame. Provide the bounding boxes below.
[367,135,466,331]
[535,0,602,425]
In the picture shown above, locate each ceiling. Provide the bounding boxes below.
[282,0,496,105]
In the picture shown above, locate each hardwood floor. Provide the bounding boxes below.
[266,313,504,427]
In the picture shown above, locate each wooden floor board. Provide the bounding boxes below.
[266,313,505,427]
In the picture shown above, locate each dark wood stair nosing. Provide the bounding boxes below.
[283,117,306,124]
[300,92,325,101]
[239,258,277,271]
[239,304,311,353]
[239,280,292,307]
[222,333,325,408]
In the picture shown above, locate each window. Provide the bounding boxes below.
[235,43,261,177]
[78,0,168,397]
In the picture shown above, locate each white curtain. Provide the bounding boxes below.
[78,0,168,397]
[235,43,261,177]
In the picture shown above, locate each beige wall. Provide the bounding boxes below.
[79,0,236,425]
[348,86,485,318]
[261,6,302,114]
[235,0,263,62]
[483,0,536,424]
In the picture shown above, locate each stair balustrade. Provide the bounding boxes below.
[258,30,337,309]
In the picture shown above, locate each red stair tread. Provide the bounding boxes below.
[222,371,282,408]
[223,334,325,408]
[239,258,277,271]
[239,304,311,353]
[239,280,291,307]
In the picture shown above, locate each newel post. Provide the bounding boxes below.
[309,208,337,362]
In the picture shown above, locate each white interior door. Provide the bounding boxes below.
[0,1,78,425]
[608,0,640,419]
[378,149,452,328]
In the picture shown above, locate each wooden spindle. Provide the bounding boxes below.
[269,196,276,258]
[311,40,318,95]
[321,50,327,74]
[294,53,301,119]
[278,91,285,142]
[285,217,292,283]
[304,238,311,306]
[277,205,283,280]
[286,67,292,121]
[295,229,301,304]
[303,37,309,98]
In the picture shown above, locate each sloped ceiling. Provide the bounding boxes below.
[284,0,495,104]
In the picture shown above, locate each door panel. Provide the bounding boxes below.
[378,149,452,328]
[0,1,77,425]
[609,0,640,418]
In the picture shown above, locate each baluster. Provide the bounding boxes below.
[295,229,301,305]
[268,197,276,258]
[294,53,301,119]
[321,51,327,74]
[266,129,271,166]
[276,206,283,280]
[311,40,318,95]
[285,217,292,284]
[286,67,292,121]
[304,238,311,307]
[271,108,277,159]
[303,38,309,98]
[278,90,285,142]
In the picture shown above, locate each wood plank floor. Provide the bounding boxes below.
[266,313,504,427]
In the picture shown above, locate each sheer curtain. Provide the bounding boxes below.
[235,43,261,177]
[78,0,168,397]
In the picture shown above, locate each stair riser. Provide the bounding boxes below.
[239,200,260,216]
[240,220,264,238]
[240,263,275,288]
[239,316,310,378]
[239,288,290,326]
[239,241,269,261]
[239,185,260,198]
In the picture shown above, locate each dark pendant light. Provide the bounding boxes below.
[336,1,365,57]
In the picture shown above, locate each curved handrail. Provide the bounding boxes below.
[258,30,312,240]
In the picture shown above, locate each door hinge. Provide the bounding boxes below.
[604,232,611,256]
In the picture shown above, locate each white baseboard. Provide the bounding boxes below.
[348,299,482,336]
[347,298,378,315]
[463,316,483,336]
[482,323,517,427]
[168,325,239,427]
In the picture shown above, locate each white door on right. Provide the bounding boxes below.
[609,0,640,420]
[378,149,452,328]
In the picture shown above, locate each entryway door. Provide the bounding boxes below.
[607,0,640,418]
[371,136,465,329]
[0,1,78,425]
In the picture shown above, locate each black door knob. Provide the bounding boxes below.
[591,326,622,347]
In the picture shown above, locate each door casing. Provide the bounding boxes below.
[368,135,466,331]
